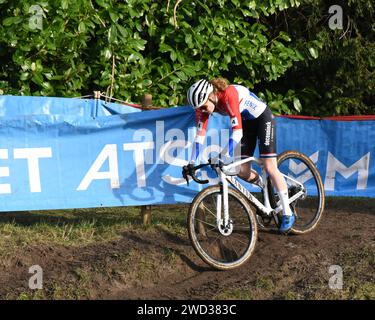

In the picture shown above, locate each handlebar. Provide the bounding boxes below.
[182,160,223,186]
[182,156,261,186]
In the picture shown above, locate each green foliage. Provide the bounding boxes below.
[262,0,374,115]
[0,0,303,108]
[0,0,373,115]
[258,89,302,115]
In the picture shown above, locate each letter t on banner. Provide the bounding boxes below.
[14,148,52,192]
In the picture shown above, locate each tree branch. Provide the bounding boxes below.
[173,0,183,29]
[167,0,171,12]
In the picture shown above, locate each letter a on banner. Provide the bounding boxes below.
[77,144,120,190]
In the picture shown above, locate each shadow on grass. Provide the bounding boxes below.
[0,205,189,228]
[0,209,135,227]
[1,196,371,233]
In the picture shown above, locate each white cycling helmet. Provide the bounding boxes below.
[187,79,214,109]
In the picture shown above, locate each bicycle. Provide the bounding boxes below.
[182,150,325,270]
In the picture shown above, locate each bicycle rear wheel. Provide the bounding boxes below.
[268,150,325,234]
[188,185,257,270]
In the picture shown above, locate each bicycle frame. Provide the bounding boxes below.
[215,156,306,231]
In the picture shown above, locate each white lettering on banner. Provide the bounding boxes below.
[161,140,220,185]
[133,128,154,164]
[161,140,188,167]
[123,141,155,188]
[139,122,195,165]
[0,149,11,194]
[160,140,189,185]
[164,128,186,165]
[13,147,52,192]
[161,128,230,186]
[77,144,120,191]
[1,120,370,198]
[76,125,193,190]
[155,121,165,164]
[325,152,370,191]
[288,151,319,184]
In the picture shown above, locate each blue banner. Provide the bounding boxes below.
[0,96,374,212]
[0,95,141,118]
[276,118,374,197]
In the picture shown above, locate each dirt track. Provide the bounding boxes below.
[0,198,374,300]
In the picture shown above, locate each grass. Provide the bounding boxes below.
[0,205,189,300]
[214,276,277,300]
[213,243,375,301]
[255,277,275,291]
[280,244,375,300]
[163,248,179,264]
[0,199,373,300]
[0,205,187,251]
[214,288,254,300]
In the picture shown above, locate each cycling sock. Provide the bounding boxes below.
[277,189,293,216]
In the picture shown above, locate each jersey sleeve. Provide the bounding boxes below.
[222,86,243,158]
[190,110,209,163]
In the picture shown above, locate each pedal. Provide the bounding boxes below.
[259,215,272,226]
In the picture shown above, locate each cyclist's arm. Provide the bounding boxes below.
[220,87,243,159]
[190,110,209,164]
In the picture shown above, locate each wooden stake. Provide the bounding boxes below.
[140,94,152,225]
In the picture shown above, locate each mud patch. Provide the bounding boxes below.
[0,198,374,300]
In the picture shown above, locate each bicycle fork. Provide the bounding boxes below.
[217,171,233,236]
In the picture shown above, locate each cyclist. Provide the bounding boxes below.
[185,78,295,233]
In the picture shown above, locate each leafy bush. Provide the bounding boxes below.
[0,0,373,115]
[0,0,303,109]
[261,0,374,115]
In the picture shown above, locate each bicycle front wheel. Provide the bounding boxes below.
[269,150,325,234]
[187,185,257,270]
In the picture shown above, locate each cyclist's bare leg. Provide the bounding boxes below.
[262,157,293,216]
[239,163,259,182]
[238,158,285,187]
[261,158,287,191]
